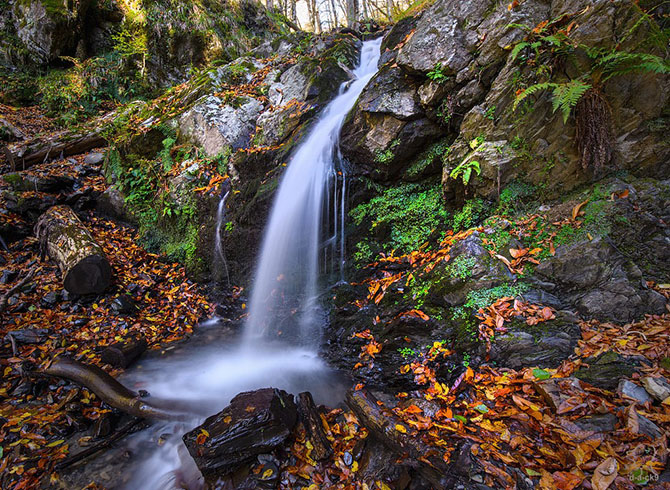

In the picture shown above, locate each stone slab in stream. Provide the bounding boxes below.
[183,388,298,481]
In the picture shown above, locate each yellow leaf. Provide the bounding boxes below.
[262,468,273,479]
[46,439,65,447]
[395,424,407,434]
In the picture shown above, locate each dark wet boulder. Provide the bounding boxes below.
[183,388,297,482]
[489,311,581,370]
[535,237,667,323]
[575,351,643,391]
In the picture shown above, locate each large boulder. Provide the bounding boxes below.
[341,64,442,180]
[535,237,667,323]
[178,95,265,155]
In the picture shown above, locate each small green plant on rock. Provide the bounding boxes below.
[397,347,417,359]
[450,159,481,186]
[427,62,449,83]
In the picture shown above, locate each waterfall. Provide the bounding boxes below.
[244,37,383,345]
[125,38,383,489]
[213,180,231,287]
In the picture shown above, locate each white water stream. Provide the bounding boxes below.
[123,37,383,489]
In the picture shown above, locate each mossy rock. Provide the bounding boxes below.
[575,351,642,391]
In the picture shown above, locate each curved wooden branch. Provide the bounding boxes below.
[41,357,189,421]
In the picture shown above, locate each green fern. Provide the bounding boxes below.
[596,51,670,81]
[551,80,592,123]
[514,80,591,123]
[510,41,531,61]
[512,82,557,111]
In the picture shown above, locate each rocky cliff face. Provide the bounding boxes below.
[1,0,285,86]
[326,0,669,390]
[342,0,668,196]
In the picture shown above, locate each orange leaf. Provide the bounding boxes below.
[553,471,582,490]
[571,199,589,220]
[509,248,528,259]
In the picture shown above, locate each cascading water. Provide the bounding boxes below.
[213,180,231,287]
[244,37,383,345]
[123,37,383,489]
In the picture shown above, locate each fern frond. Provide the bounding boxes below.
[510,42,530,61]
[506,22,532,33]
[512,82,557,111]
[550,81,591,123]
[597,51,670,81]
[541,35,563,47]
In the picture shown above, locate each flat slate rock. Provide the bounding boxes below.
[183,387,297,480]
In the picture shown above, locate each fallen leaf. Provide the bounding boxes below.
[592,457,618,490]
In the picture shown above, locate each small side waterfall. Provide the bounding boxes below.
[244,37,383,345]
[213,180,231,287]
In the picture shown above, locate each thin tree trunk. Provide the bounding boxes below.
[290,0,298,24]
[329,0,338,27]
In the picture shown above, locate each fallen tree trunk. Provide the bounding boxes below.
[297,392,332,461]
[346,389,450,488]
[35,205,111,295]
[41,357,188,420]
[10,130,106,170]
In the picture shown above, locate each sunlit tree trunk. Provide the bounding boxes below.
[346,0,357,27]
[330,0,339,26]
[290,0,298,24]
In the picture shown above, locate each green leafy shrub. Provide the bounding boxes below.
[450,159,481,185]
[38,54,147,126]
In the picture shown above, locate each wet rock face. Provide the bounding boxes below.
[441,0,669,202]
[12,0,92,64]
[178,96,265,155]
[535,237,666,323]
[489,312,581,369]
[183,388,297,483]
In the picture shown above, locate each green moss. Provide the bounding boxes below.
[446,255,477,280]
[497,181,537,216]
[452,198,488,231]
[462,283,530,311]
[350,182,449,264]
[405,140,450,180]
[17,0,73,19]
[2,173,24,189]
